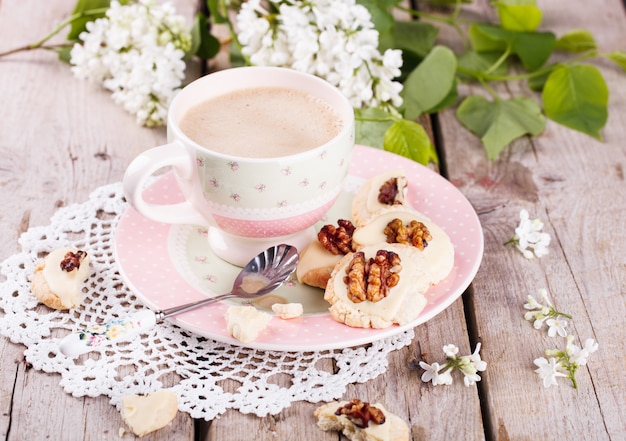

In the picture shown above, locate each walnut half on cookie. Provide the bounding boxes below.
[351,170,410,227]
[31,247,91,310]
[296,219,357,289]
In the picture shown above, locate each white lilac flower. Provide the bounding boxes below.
[419,361,444,385]
[537,336,598,388]
[435,367,454,385]
[466,342,488,372]
[533,357,568,388]
[461,369,482,387]
[235,0,403,111]
[523,294,542,310]
[457,356,476,375]
[546,318,568,337]
[419,343,487,387]
[566,336,599,366]
[505,209,551,259]
[523,294,543,321]
[523,288,572,334]
[458,343,487,387]
[532,311,550,330]
[70,0,191,126]
[419,362,454,386]
[443,344,459,357]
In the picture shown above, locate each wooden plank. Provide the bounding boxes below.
[0,0,201,439]
[438,0,626,439]
[0,345,23,439]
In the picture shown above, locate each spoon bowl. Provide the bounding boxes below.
[155,244,299,321]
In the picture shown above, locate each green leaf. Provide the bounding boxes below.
[608,50,626,72]
[190,13,220,60]
[378,28,395,53]
[456,96,545,160]
[207,0,228,24]
[355,107,396,149]
[67,0,111,41]
[469,24,556,71]
[396,49,423,82]
[542,64,608,140]
[555,29,597,53]
[229,42,246,67]
[457,50,509,80]
[356,0,397,36]
[495,2,543,32]
[392,20,439,58]
[383,119,438,165]
[527,69,551,91]
[513,31,554,70]
[468,25,507,53]
[401,45,457,119]
[426,78,459,113]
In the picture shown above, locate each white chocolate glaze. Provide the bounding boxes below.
[352,210,454,285]
[121,390,178,437]
[41,247,91,308]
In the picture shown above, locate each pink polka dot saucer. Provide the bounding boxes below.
[114,145,484,351]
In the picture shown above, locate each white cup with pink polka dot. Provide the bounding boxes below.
[123,66,355,266]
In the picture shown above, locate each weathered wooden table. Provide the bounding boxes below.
[1,0,624,440]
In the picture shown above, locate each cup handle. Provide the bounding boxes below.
[123,141,210,226]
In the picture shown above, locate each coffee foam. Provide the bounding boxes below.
[179,87,343,158]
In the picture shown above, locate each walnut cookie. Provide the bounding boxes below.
[324,244,430,329]
[315,399,410,441]
[31,247,91,310]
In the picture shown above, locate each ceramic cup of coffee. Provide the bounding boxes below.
[123,66,354,266]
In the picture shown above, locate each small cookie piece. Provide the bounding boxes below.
[315,399,410,441]
[352,210,454,285]
[324,244,430,328]
[120,390,178,437]
[296,219,356,289]
[352,170,410,227]
[271,302,304,319]
[225,305,272,343]
[296,241,343,289]
[31,247,91,310]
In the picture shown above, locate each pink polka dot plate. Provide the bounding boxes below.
[114,145,484,351]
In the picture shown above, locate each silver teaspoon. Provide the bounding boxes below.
[59,244,299,357]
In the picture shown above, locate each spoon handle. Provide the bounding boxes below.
[157,292,233,321]
[59,294,235,357]
[58,310,157,357]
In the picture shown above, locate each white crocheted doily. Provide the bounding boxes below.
[0,182,414,420]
